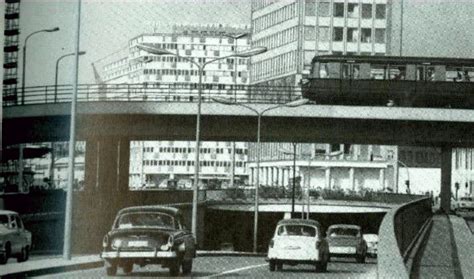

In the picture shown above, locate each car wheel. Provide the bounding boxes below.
[105,263,117,276]
[122,262,133,274]
[316,260,327,272]
[356,254,366,263]
[182,259,193,275]
[0,243,11,264]
[276,261,283,271]
[269,260,276,272]
[17,246,29,263]
[169,261,180,277]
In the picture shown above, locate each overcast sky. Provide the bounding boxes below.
[11,0,474,86]
[17,0,250,86]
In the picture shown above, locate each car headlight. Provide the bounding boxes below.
[112,239,123,248]
[102,235,109,248]
[160,235,174,251]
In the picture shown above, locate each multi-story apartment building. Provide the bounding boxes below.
[248,0,397,194]
[129,141,248,189]
[250,0,390,87]
[99,25,252,189]
[248,1,474,197]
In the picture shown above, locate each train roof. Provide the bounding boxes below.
[311,54,474,67]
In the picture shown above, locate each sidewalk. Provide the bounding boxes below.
[0,251,264,278]
[0,255,102,278]
[411,214,472,279]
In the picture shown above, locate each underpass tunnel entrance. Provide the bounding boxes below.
[203,209,386,253]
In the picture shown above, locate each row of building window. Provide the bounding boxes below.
[252,0,278,11]
[142,160,247,168]
[251,51,297,81]
[142,69,246,78]
[329,27,385,43]
[146,146,248,155]
[254,26,298,50]
[253,3,297,33]
[317,2,386,19]
[131,35,249,46]
[141,55,248,65]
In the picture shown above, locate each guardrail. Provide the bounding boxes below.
[377,197,432,278]
[201,188,424,204]
[3,83,302,106]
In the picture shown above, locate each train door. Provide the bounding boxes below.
[342,63,360,79]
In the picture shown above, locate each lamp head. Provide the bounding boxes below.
[78,51,86,55]
[47,27,60,32]
[284,98,310,107]
[234,47,267,57]
[211,96,236,105]
[137,43,172,55]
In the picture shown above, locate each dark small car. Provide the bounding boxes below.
[100,206,196,276]
[327,224,367,263]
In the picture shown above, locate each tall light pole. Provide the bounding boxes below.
[55,51,86,102]
[223,33,249,188]
[63,0,81,260]
[50,51,86,190]
[21,27,60,105]
[137,43,267,240]
[280,143,298,218]
[212,97,309,252]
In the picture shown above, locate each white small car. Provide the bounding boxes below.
[456,196,474,212]
[0,210,32,264]
[362,234,379,257]
[267,219,329,272]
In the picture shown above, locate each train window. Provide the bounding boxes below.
[370,65,386,80]
[416,66,435,81]
[342,64,360,79]
[319,63,329,78]
[389,66,406,80]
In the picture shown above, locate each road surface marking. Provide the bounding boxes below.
[206,263,268,278]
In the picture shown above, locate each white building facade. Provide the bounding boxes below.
[99,25,252,189]
[250,0,389,87]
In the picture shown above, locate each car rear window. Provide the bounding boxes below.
[328,227,360,237]
[277,225,317,237]
[117,212,174,229]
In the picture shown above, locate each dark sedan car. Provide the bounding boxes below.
[100,206,196,276]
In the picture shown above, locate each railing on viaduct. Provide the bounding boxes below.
[377,197,433,278]
[3,83,302,106]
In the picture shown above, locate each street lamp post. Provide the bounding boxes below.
[54,51,86,102]
[22,27,60,105]
[137,43,267,240]
[280,143,298,218]
[212,97,309,252]
[222,33,249,189]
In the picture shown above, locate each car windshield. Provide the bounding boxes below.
[117,212,174,229]
[277,225,316,237]
[329,227,360,237]
[0,215,8,228]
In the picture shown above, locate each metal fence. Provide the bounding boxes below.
[3,83,303,106]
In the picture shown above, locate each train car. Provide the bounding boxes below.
[302,55,474,109]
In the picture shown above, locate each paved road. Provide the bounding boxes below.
[38,256,376,278]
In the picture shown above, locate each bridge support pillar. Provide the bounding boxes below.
[440,146,452,213]
[325,168,331,189]
[350,167,355,191]
[72,138,131,253]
